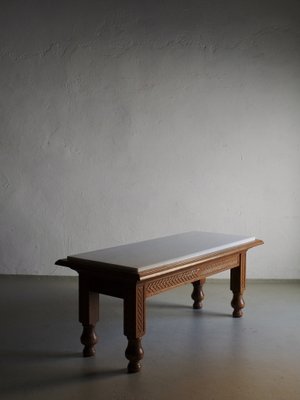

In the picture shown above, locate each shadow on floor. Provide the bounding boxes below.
[0,349,126,396]
[148,301,230,318]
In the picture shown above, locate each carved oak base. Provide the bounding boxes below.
[125,338,144,373]
[55,236,263,373]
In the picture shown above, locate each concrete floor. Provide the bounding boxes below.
[0,276,299,400]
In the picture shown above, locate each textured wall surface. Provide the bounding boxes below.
[1,0,300,277]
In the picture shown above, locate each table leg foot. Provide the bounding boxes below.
[81,324,98,357]
[191,279,205,309]
[125,338,144,373]
[231,292,245,318]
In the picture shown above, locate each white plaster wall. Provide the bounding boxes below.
[0,0,300,277]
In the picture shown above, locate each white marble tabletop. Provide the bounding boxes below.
[68,231,256,272]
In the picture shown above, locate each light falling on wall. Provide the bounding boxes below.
[0,0,300,277]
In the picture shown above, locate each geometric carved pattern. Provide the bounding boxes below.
[240,252,246,291]
[136,286,145,337]
[145,254,239,297]
[198,254,239,277]
[145,269,199,297]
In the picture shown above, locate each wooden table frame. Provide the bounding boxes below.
[56,238,263,373]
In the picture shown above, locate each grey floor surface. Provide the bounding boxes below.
[0,276,299,400]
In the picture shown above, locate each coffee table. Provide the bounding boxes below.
[55,231,263,373]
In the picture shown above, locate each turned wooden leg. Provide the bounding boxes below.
[191,279,206,309]
[230,253,246,318]
[125,338,144,373]
[124,284,145,373]
[81,324,98,357]
[79,274,99,357]
[231,293,245,318]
